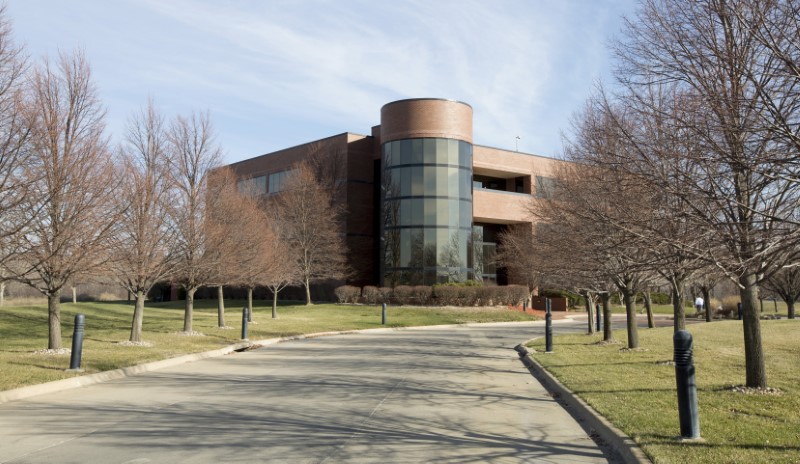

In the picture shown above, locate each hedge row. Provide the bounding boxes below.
[334,284,530,307]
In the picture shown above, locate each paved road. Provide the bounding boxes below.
[0,320,613,463]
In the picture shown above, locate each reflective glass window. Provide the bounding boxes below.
[460,199,472,226]
[424,165,436,194]
[399,139,412,165]
[399,167,411,196]
[383,143,392,167]
[410,229,424,267]
[436,166,448,196]
[423,139,436,163]
[400,228,411,267]
[447,139,459,165]
[410,198,423,226]
[411,166,423,195]
[448,167,459,198]
[411,139,423,163]
[399,198,410,225]
[449,198,460,227]
[424,198,436,224]
[424,229,437,266]
[435,139,448,164]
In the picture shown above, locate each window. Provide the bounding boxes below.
[535,176,557,198]
[268,169,295,194]
[237,175,266,196]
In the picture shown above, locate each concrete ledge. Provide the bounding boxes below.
[515,345,652,464]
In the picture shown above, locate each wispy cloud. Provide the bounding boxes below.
[7,0,637,161]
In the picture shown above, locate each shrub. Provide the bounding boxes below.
[540,288,578,307]
[458,286,478,306]
[378,287,393,303]
[411,286,432,305]
[476,286,499,306]
[719,295,741,318]
[393,285,413,305]
[362,286,380,305]
[505,285,530,306]
[334,285,361,304]
[647,291,671,305]
[432,285,459,306]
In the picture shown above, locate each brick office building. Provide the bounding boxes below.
[226,98,562,288]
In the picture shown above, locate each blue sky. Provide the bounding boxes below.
[7,0,637,164]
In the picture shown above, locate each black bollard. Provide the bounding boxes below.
[68,314,85,371]
[595,303,601,332]
[545,298,553,353]
[241,306,249,341]
[523,301,527,313]
[674,330,700,439]
[381,302,387,325]
[737,302,742,320]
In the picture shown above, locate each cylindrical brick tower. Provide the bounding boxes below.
[379,98,473,286]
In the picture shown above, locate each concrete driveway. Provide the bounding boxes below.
[0,320,612,463]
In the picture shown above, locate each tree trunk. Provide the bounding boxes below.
[272,289,278,319]
[670,279,686,332]
[217,285,225,328]
[304,277,312,305]
[72,286,77,304]
[601,293,613,341]
[623,288,639,349]
[247,287,254,322]
[130,290,146,342]
[644,290,654,328]
[48,290,62,350]
[0,281,5,306]
[740,272,767,388]
[183,287,196,333]
[584,293,595,334]
[702,285,712,323]
[787,297,795,319]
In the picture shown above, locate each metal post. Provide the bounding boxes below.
[774,298,778,313]
[674,330,700,439]
[595,303,601,332]
[241,306,249,341]
[523,300,527,313]
[381,302,387,325]
[545,298,553,353]
[67,314,85,371]
[737,302,742,320]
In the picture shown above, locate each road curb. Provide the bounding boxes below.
[0,319,545,405]
[514,343,652,464]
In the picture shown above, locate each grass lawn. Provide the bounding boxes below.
[0,299,535,392]
[527,320,800,464]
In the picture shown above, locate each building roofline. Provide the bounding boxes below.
[473,143,559,161]
[381,98,473,111]
[226,132,371,167]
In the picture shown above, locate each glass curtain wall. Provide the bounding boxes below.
[381,138,473,285]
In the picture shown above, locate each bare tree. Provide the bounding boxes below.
[762,266,799,319]
[18,50,118,349]
[113,100,176,342]
[270,163,349,305]
[0,5,34,270]
[205,167,267,325]
[168,111,222,333]
[261,222,301,319]
[613,0,800,388]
